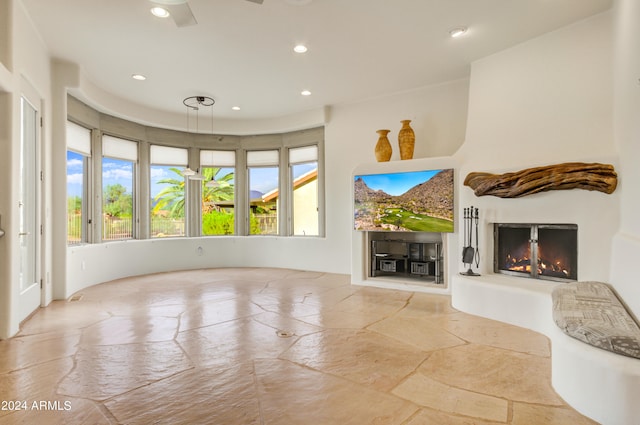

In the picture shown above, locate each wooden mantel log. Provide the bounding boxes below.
[464,162,618,198]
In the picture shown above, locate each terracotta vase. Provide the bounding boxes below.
[398,119,415,160]
[374,129,392,162]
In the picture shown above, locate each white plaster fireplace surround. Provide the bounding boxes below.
[448,6,622,360]
[353,10,640,425]
[450,9,639,424]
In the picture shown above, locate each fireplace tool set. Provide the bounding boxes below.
[460,206,481,276]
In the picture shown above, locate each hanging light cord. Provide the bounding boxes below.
[183,96,215,134]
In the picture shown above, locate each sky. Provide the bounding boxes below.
[249,162,317,195]
[67,150,318,199]
[66,151,84,198]
[355,169,442,196]
[67,151,135,197]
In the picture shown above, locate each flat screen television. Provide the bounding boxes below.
[354,168,454,232]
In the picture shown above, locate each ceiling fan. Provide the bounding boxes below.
[150,0,264,28]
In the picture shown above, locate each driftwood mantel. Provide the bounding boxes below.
[464,162,618,198]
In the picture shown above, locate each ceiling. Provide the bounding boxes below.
[21,0,612,121]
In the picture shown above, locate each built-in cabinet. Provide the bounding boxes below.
[370,238,443,284]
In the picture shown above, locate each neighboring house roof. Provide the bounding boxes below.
[261,169,317,203]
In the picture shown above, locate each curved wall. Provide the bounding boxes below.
[67,236,338,295]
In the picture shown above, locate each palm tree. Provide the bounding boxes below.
[152,167,185,218]
[152,167,235,218]
[202,167,234,212]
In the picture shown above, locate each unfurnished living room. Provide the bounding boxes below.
[0,0,639,424]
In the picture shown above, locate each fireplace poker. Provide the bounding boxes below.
[462,207,475,265]
[474,207,480,269]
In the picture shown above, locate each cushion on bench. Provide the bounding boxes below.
[552,281,640,359]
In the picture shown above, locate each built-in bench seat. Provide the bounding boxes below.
[552,281,640,359]
[451,274,640,425]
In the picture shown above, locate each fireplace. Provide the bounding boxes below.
[494,223,578,282]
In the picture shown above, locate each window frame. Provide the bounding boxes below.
[149,145,189,238]
[101,134,138,241]
[66,120,93,245]
[288,144,320,237]
[200,149,237,236]
[247,149,281,236]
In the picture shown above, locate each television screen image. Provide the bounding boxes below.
[354,168,454,232]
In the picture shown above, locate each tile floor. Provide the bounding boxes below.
[0,268,599,424]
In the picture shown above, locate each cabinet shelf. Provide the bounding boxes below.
[370,239,443,284]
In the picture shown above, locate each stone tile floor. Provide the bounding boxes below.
[0,268,599,424]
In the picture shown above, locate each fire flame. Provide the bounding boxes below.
[504,254,569,277]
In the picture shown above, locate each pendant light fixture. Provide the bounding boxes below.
[183,95,215,134]
[182,167,196,177]
[182,95,215,179]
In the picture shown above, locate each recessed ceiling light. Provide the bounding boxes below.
[449,27,468,38]
[293,44,308,53]
[132,74,147,81]
[301,90,311,96]
[232,106,241,111]
[150,7,170,18]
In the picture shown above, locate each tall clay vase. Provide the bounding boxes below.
[374,129,392,162]
[398,119,415,160]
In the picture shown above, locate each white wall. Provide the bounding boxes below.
[610,0,640,318]
[457,11,618,284]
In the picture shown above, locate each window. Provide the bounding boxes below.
[66,121,91,245]
[247,150,279,235]
[200,150,235,235]
[289,145,319,236]
[150,145,188,238]
[102,135,137,241]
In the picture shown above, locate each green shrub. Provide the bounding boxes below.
[202,211,234,235]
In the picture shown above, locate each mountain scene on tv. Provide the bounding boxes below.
[354,169,454,232]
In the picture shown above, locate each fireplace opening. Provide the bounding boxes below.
[494,224,577,282]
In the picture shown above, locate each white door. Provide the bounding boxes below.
[18,96,41,321]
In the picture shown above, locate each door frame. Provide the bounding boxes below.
[17,81,43,323]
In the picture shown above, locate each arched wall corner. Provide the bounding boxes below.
[52,59,80,89]
[51,58,82,302]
